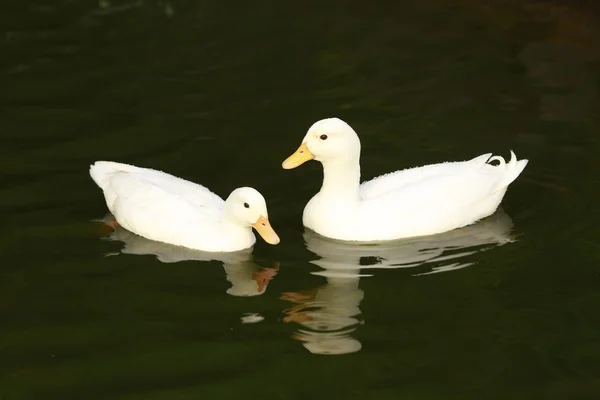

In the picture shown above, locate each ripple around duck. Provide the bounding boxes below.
[278,209,520,355]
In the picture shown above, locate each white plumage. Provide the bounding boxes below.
[283,118,528,241]
[90,161,279,252]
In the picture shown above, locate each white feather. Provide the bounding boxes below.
[288,118,528,241]
[90,161,278,252]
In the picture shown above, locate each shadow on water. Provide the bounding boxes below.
[96,214,279,297]
[282,209,515,355]
[97,209,515,357]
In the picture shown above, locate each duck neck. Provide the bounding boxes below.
[220,211,250,236]
[320,158,361,198]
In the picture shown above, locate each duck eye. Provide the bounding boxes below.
[320,134,328,140]
[244,202,249,208]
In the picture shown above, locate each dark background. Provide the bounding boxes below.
[1,0,599,398]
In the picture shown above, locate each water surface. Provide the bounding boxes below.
[1,0,600,398]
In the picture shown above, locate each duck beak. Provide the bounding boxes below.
[253,215,280,245]
[282,142,314,169]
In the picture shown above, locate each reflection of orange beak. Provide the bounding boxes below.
[252,267,279,293]
[252,215,280,245]
[282,142,314,169]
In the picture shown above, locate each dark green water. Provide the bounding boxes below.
[2,0,600,398]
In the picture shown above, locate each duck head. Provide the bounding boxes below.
[224,187,280,245]
[282,118,361,169]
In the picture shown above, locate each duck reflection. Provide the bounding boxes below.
[96,215,278,297]
[281,276,364,355]
[282,210,515,355]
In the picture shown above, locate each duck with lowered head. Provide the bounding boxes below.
[90,161,280,252]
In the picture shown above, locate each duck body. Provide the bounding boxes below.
[302,152,525,241]
[283,118,528,242]
[90,161,279,252]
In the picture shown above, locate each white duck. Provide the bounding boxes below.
[90,161,280,252]
[282,118,528,242]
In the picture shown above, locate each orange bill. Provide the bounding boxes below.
[253,215,280,245]
[282,142,314,169]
